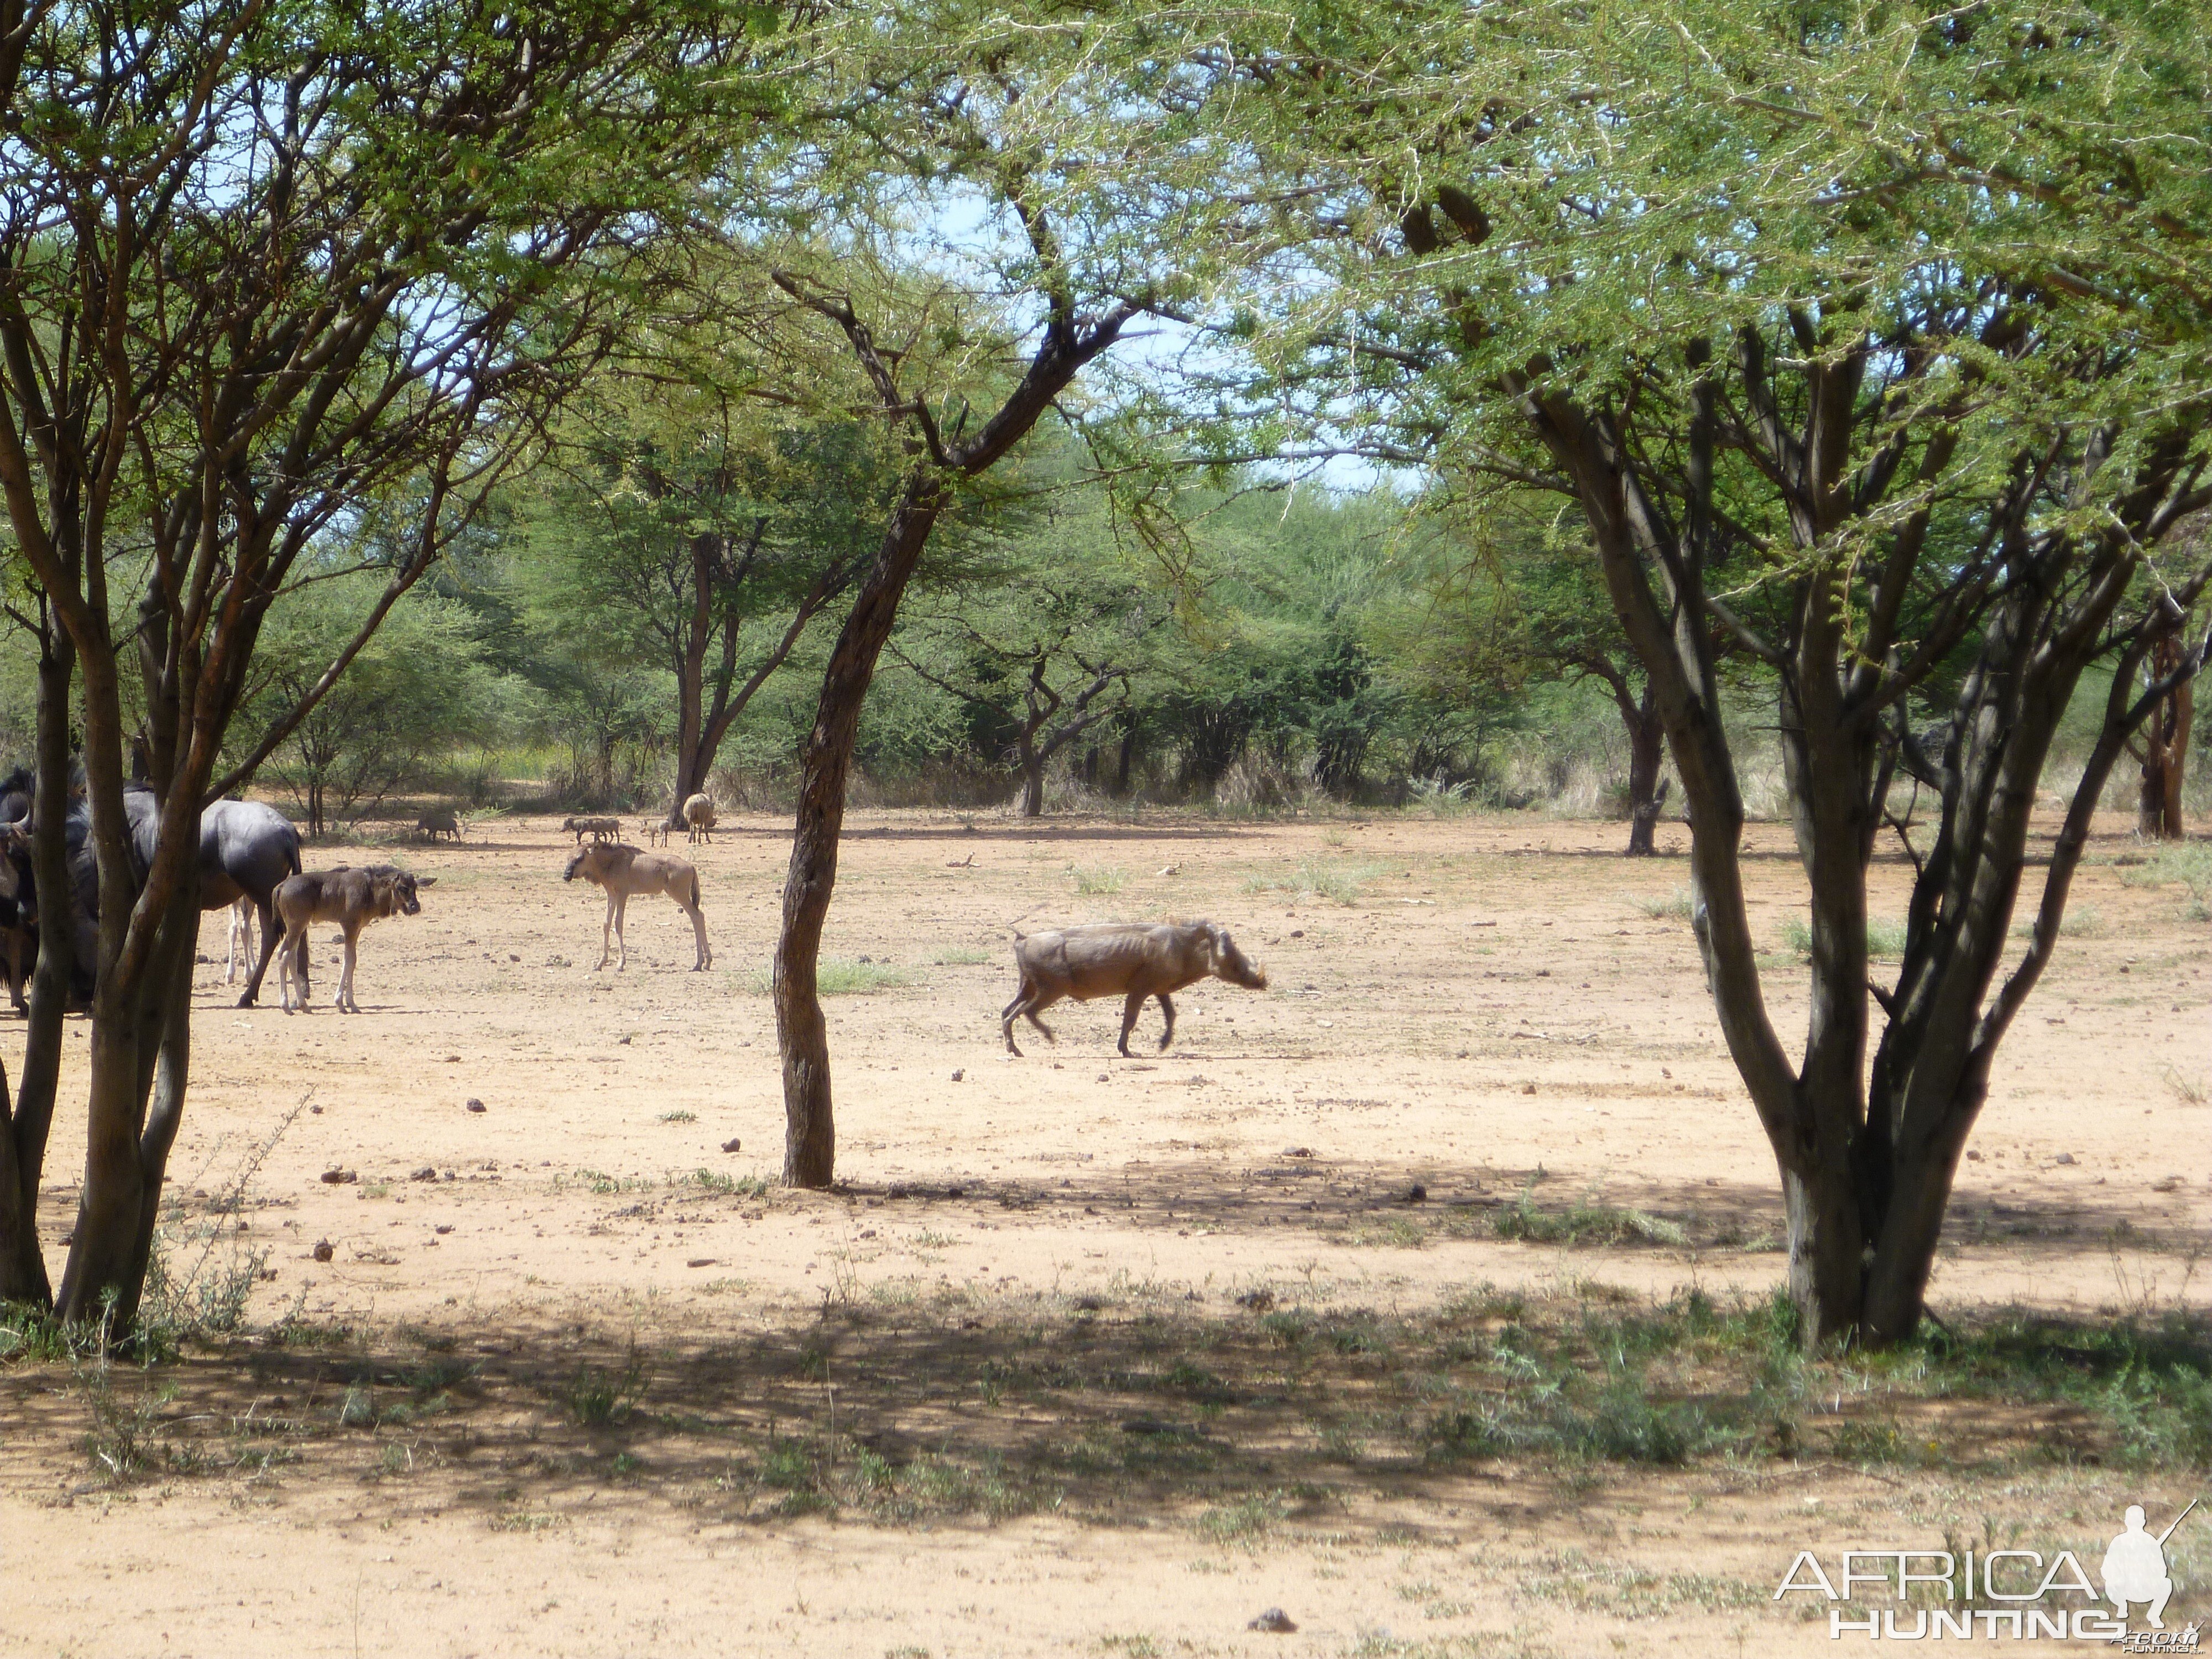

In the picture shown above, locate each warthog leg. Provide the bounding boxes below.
[1001,981,1056,1056]
[1155,992,1175,1051]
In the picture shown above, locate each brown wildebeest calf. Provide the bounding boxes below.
[275,865,431,1013]
[1000,920,1267,1057]
[681,792,717,844]
[563,841,712,971]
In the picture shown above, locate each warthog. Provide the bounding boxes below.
[681,793,716,844]
[562,841,712,971]
[561,814,621,845]
[416,807,462,841]
[1000,920,1267,1057]
[274,865,431,1013]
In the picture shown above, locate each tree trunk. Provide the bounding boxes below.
[1624,688,1666,856]
[774,479,944,1188]
[0,625,77,1305]
[53,822,200,1327]
[2138,633,2192,838]
[1018,740,1045,818]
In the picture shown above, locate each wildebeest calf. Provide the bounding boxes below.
[563,841,711,971]
[1000,920,1267,1057]
[274,865,431,1013]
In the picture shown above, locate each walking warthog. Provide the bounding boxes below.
[1000,920,1267,1057]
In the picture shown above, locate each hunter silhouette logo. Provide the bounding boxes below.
[2104,1502,2190,1628]
[1775,1498,2200,1644]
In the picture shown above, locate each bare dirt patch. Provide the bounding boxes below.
[2,808,2206,1656]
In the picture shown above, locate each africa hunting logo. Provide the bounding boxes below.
[1775,1499,2200,1646]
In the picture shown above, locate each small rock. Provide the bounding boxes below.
[945,1185,964,1199]
[1157,865,1178,876]
[1288,929,1304,938]
[1522,1083,1537,1095]
[311,1240,334,1262]
[508,953,519,962]
[1967,1150,1983,1161]
[409,1166,436,1182]
[686,1258,718,1269]
[2055,1152,2075,1165]
[1406,1182,1427,1204]
[1236,1288,1275,1312]
[1283,1146,1313,1159]
[858,954,872,963]
[951,1069,964,1082]
[1097,1072,1109,1082]
[1248,1608,1298,1634]
[434,1225,453,1235]
[721,1138,742,1154]
[319,1167,356,1185]
[309,1104,323,1115]
[465,1098,486,1113]
[618,1035,633,1045]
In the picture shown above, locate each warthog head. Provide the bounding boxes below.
[1204,924,1267,989]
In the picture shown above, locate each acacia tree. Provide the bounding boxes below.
[524,375,898,823]
[0,0,748,1321]
[1229,0,2212,1344]
[890,540,1171,816]
[760,5,1245,1187]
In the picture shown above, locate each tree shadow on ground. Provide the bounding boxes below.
[8,1264,2201,1547]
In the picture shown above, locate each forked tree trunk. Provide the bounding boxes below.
[2137,633,2192,838]
[1018,742,1046,817]
[774,479,944,1187]
[1624,688,1667,857]
[53,805,202,1327]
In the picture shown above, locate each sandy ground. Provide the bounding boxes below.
[0,806,2206,1657]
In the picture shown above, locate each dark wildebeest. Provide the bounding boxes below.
[0,802,102,1009]
[1000,921,1268,1057]
[124,786,302,1007]
[562,841,711,971]
[274,865,430,1013]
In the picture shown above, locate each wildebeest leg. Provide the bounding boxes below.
[338,926,361,1012]
[612,893,629,970]
[1118,989,1147,1057]
[596,893,617,970]
[238,894,283,1008]
[281,927,310,1013]
[4,931,24,1014]
[1155,992,1176,1051]
[680,898,711,971]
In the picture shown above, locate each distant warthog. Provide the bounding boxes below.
[561,814,620,845]
[1000,920,1267,1057]
[416,807,462,841]
[681,792,716,844]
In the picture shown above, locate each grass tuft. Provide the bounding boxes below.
[748,958,917,995]
[1069,865,1126,895]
